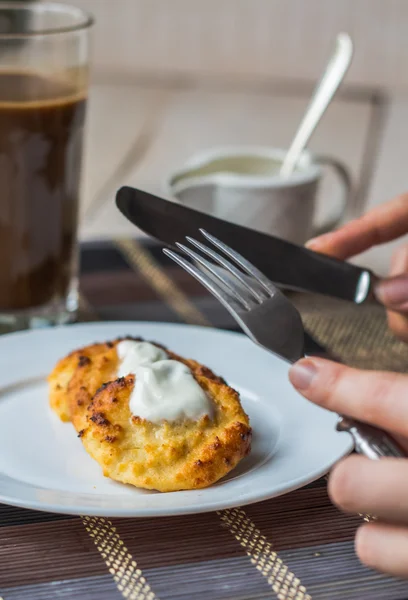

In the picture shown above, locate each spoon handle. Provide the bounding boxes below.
[280,33,353,178]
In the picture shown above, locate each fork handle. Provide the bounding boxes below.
[305,337,406,459]
[336,416,406,459]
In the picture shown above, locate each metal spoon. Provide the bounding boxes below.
[280,32,353,178]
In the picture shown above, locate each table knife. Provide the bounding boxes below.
[116,186,378,304]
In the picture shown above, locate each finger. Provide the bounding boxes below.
[306,194,408,259]
[376,246,408,309]
[356,522,408,578]
[375,246,408,340]
[376,275,408,311]
[387,310,408,343]
[390,243,408,278]
[328,455,408,524]
[288,358,408,437]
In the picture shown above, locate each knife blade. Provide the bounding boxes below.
[116,186,378,303]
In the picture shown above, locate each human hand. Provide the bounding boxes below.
[307,194,408,341]
[289,357,408,578]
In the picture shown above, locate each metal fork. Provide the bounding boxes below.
[164,229,405,459]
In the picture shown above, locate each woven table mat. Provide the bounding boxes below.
[1,239,408,600]
[291,294,408,373]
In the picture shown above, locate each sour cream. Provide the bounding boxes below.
[116,340,213,423]
[117,340,168,377]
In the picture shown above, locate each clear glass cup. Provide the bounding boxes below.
[0,2,93,333]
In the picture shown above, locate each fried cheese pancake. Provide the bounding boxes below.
[48,339,124,422]
[48,338,252,491]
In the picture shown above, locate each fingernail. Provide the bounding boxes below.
[305,237,322,249]
[289,360,317,390]
[375,276,408,306]
[305,234,332,251]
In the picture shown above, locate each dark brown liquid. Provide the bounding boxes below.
[0,72,86,310]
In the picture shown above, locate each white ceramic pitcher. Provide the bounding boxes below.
[166,146,353,245]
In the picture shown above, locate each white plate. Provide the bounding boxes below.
[0,322,352,517]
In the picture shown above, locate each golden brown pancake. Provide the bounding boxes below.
[48,338,125,423]
[48,338,251,491]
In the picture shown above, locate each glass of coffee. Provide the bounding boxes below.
[0,2,93,332]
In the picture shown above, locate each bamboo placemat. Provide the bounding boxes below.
[1,238,408,600]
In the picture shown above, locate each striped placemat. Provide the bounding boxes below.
[1,238,408,600]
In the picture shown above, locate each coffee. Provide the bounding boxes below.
[0,72,86,310]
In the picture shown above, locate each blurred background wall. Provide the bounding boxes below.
[69,0,408,274]
[74,0,408,91]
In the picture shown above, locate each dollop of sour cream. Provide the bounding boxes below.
[117,340,167,377]
[116,340,213,423]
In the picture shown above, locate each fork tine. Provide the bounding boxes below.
[163,249,247,314]
[185,236,266,303]
[199,229,277,296]
[175,243,253,309]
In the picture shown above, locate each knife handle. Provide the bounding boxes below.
[337,416,406,458]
